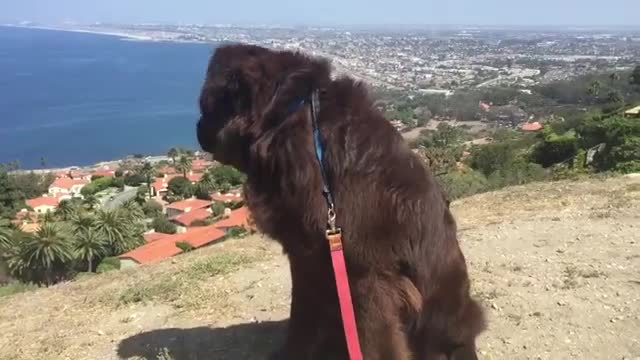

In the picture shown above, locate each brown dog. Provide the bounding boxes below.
[196,44,486,359]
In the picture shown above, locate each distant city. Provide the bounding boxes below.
[9,21,640,92]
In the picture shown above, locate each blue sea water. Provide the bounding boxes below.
[0,26,216,169]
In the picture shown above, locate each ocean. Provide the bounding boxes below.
[0,26,216,169]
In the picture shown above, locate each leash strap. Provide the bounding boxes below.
[309,90,363,360]
[327,230,363,360]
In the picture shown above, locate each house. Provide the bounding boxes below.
[214,206,254,232]
[48,177,89,197]
[165,198,212,218]
[143,231,171,243]
[26,196,60,214]
[69,170,93,181]
[158,166,178,175]
[521,121,543,132]
[624,105,640,118]
[119,224,226,267]
[171,207,212,232]
[191,159,213,172]
[210,190,243,204]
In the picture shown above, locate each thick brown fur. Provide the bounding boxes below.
[197,43,486,359]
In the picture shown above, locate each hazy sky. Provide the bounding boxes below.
[2,0,639,27]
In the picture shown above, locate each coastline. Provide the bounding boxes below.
[0,24,207,44]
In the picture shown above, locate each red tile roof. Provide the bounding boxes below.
[214,206,251,229]
[143,232,172,243]
[92,170,115,177]
[26,196,60,209]
[166,198,212,212]
[191,159,213,171]
[521,122,543,132]
[50,177,89,190]
[119,225,226,264]
[159,166,178,175]
[171,208,212,227]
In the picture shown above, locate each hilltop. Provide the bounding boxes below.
[1,174,639,360]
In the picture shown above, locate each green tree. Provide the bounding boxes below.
[83,194,100,211]
[68,213,95,235]
[138,162,155,197]
[587,80,602,100]
[208,165,246,190]
[23,223,73,285]
[73,228,107,272]
[0,167,26,219]
[94,209,137,255]
[532,128,579,168]
[630,65,640,87]
[142,200,163,218]
[0,223,13,252]
[55,199,80,221]
[175,155,192,178]
[168,148,179,165]
[609,72,620,85]
[470,142,516,176]
[167,177,194,200]
[606,90,624,105]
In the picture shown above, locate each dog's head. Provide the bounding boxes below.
[196,44,330,172]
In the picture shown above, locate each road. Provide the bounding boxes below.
[102,186,138,210]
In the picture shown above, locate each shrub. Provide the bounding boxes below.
[81,176,115,196]
[143,200,163,218]
[438,170,489,200]
[227,226,248,238]
[190,217,215,227]
[96,257,121,273]
[211,202,226,217]
[167,177,194,199]
[123,174,146,187]
[91,175,104,182]
[175,241,194,252]
[152,216,177,235]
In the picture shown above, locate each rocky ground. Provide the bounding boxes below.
[1,174,639,360]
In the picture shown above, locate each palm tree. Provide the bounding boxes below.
[121,199,144,220]
[73,228,107,272]
[68,213,95,235]
[24,223,72,285]
[175,155,193,178]
[0,223,13,252]
[94,209,136,255]
[139,162,155,197]
[587,80,602,99]
[168,148,179,165]
[83,195,99,211]
[607,90,624,104]
[200,171,216,190]
[55,199,79,221]
[41,211,56,224]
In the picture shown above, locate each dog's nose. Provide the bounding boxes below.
[196,119,214,152]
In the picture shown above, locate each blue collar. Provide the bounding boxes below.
[287,91,334,212]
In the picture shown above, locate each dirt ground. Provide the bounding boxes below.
[0,174,639,360]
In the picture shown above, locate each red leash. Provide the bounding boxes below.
[304,89,363,359]
[327,213,363,360]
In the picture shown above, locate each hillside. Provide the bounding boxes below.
[1,175,639,360]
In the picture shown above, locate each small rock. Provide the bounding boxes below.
[171,259,177,264]
[491,303,499,310]
[250,317,258,323]
[610,318,616,323]
[557,300,566,306]
[97,330,105,336]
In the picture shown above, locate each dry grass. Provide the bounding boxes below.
[0,174,639,360]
